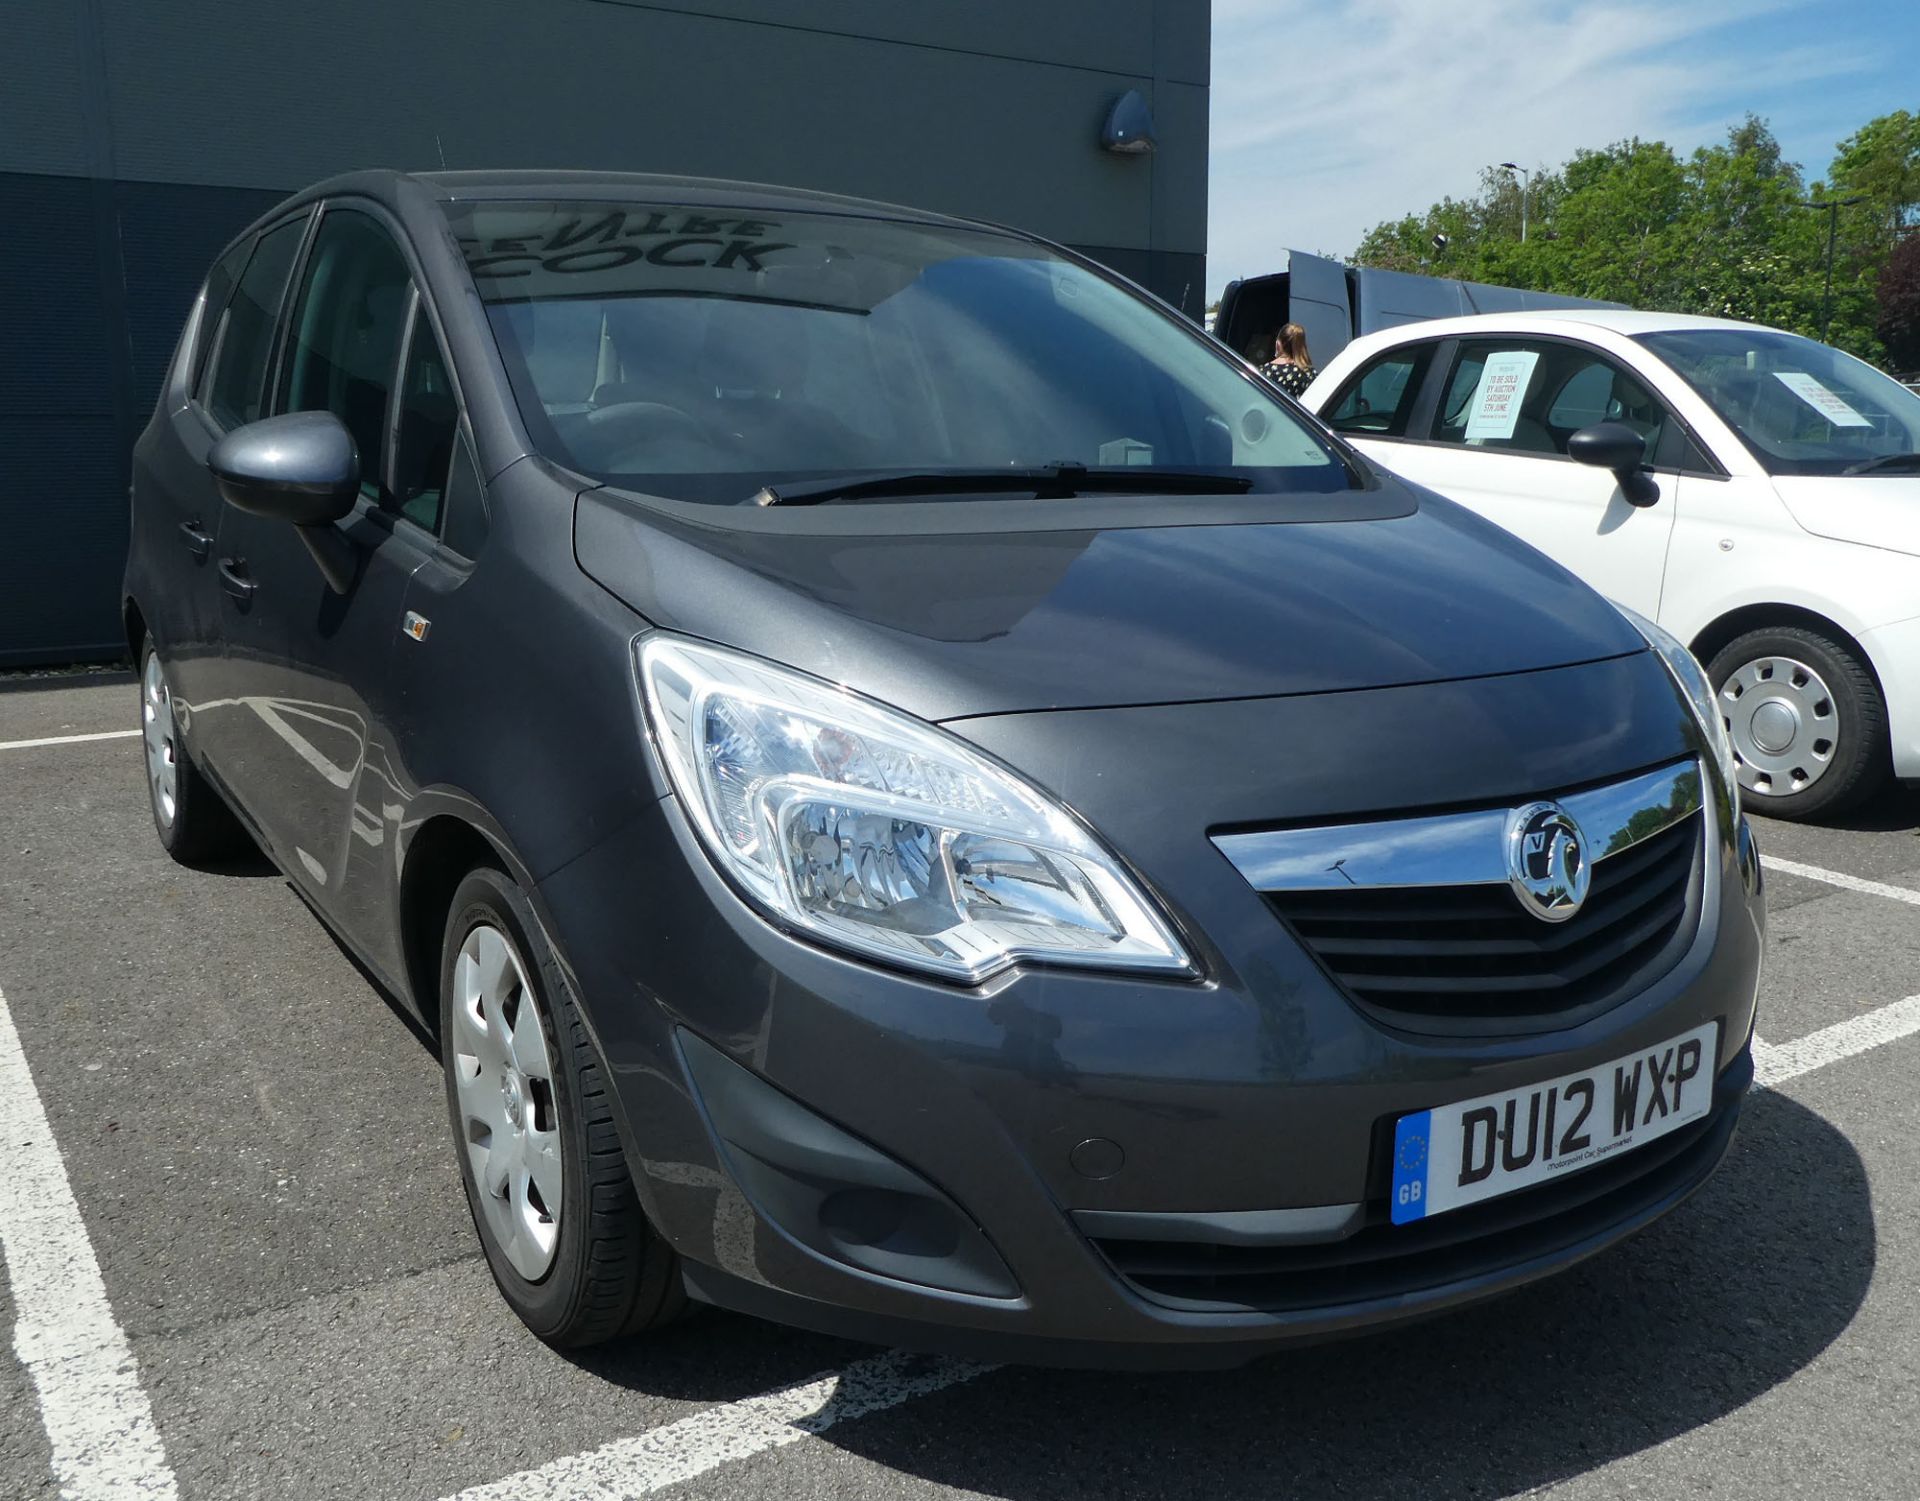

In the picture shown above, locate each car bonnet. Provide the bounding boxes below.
[574,477,1647,723]
[1772,474,1920,558]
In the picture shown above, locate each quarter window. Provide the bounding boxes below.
[276,209,413,497]
[1433,340,1672,460]
[392,305,460,533]
[1323,346,1434,438]
[201,216,306,430]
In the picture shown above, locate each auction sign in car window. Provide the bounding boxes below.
[1464,350,1541,443]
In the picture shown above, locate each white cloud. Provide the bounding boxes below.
[1205,0,1871,298]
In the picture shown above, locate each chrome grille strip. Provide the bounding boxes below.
[1213,760,1702,893]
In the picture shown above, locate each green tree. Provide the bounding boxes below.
[1673,116,1824,332]
[1351,115,1898,361]
[1829,110,1920,247]
[1539,138,1690,304]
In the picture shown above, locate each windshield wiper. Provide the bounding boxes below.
[1842,452,1920,475]
[749,463,1254,506]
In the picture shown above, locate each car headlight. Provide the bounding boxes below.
[1612,603,1740,817]
[636,635,1193,983]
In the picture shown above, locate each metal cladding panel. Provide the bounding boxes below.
[0,5,92,176]
[0,415,129,664]
[578,0,1189,81]
[1148,81,1210,255]
[0,173,287,661]
[0,175,118,414]
[90,0,1200,255]
[0,172,136,658]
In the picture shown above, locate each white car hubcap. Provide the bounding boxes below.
[1720,655,1837,798]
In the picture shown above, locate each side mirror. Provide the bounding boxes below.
[208,411,360,525]
[1568,421,1659,508]
[207,411,362,594]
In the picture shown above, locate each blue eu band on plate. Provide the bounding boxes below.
[1391,1019,1720,1225]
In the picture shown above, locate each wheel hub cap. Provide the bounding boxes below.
[1749,699,1798,754]
[451,924,562,1281]
[1719,655,1837,799]
[141,653,179,828]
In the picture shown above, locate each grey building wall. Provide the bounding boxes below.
[0,0,1210,664]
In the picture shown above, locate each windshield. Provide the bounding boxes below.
[1638,327,1920,477]
[443,200,1345,503]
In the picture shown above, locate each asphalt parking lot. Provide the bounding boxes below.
[4,673,1919,1501]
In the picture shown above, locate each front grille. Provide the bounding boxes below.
[1090,1061,1745,1313]
[1267,811,1702,1027]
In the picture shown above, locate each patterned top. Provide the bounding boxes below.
[1264,360,1315,399]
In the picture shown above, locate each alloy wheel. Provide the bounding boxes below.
[1719,654,1837,799]
[451,924,563,1280]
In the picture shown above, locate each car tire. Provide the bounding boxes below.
[139,636,250,864]
[1705,625,1889,821]
[438,865,684,1347]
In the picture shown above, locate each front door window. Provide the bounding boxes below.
[276,209,413,499]
[1433,340,1672,460]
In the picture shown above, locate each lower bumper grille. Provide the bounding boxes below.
[1089,1058,1747,1313]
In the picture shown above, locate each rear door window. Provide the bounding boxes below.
[1323,345,1435,437]
[201,215,308,430]
[191,241,251,397]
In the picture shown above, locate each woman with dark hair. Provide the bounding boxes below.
[1263,322,1316,398]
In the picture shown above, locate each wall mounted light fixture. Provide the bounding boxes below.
[1101,90,1157,155]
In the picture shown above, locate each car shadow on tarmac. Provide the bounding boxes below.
[1822,786,1920,834]
[809,1088,1871,1500]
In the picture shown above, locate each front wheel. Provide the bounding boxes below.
[1706,625,1889,821]
[439,866,683,1346]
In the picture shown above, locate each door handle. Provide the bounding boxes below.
[217,558,256,602]
[177,520,213,560]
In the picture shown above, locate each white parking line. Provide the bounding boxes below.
[0,728,141,753]
[441,1349,993,1500]
[1762,854,1920,907]
[0,985,179,1499]
[1753,992,1920,1088]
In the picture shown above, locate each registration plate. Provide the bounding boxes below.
[1390,1020,1720,1225]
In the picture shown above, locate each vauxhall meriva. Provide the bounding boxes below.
[124,170,1765,1366]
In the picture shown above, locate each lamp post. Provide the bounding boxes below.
[1499,162,1531,244]
[1798,194,1868,342]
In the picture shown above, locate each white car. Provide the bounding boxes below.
[1304,311,1920,820]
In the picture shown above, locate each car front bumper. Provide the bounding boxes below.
[1861,612,1920,780]
[536,773,1766,1369]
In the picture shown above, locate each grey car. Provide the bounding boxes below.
[124,170,1765,1366]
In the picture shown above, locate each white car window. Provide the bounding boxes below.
[1547,363,1614,430]
[1640,326,1920,476]
[1434,340,1672,461]
[1323,344,1436,438]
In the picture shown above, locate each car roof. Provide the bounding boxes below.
[1356,308,1789,343]
[281,167,985,232]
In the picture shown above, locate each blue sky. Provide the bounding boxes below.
[1206,0,1920,298]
